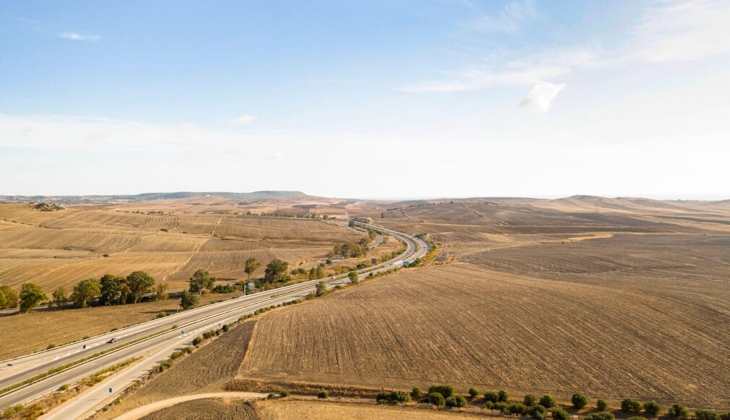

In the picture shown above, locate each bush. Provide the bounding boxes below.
[484,401,495,410]
[524,394,538,406]
[597,400,608,412]
[485,391,500,403]
[429,384,455,399]
[469,387,480,398]
[628,417,649,420]
[668,404,689,419]
[429,392,446,406]
[529,405,548,420]
[622,399,642,413]
[719,412,730,420]
[192,336,203,346]
[552,409,570,420]
[412,387,422,398]
[317,391,328,399]
[696,411,719,420]
[494,402,509,414]
[446,395,468,408]
[572,393,588,410]
[540,395,556,408]
[498,389,510,402]
[222,324,229,332]
[509,403,528,415]
[157,311,167,318]
[584,413,615,420]
[280,391,290,397]
[643,401,661,417]
[47,343,56,350]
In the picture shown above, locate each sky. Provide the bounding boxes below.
[1,0,729,199]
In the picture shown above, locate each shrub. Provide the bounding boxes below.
[552,408,570,420]
[469,387,480,398]
[390,391,411,404]
[509,403,528,415]
[597,400,608,412]
[628,417,649,420]
[222,324,229,332]
[668,404,689,419]
[485,391,500,403]
[540,395,556,408]
[280,391,290,397]
[719,412,730,420]
[47,343,56,350]
[157,311,167,318]
[429,384,455,399]
[494,402,509,414]
[429,392,446,406]
[529,405,548,420]
[621,399,642,413]
[412,387,422,398]
[572,393,588,410]
[524,394,538,406]
[498,389,510,402]
[376,392,390,403]
[317,391,328,399]
[484,401,495,410]
[643,401,661,417]
[446,395,468,408]
[192,336,203,346]
[585,414,615,420]
[696,410,719,420]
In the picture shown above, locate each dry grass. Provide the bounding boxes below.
[138,398,258,420]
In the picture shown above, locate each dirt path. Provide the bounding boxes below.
[112,392,267,420]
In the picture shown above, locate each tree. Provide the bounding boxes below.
[484,392,500,403]
[0,285,18,309]
[539,395,555,408]
[308,267,317,280]
[51,287,68,308]
[572,392,588,409]
[669,404,689,419]
[585,413,615,420]
[317,391,328,399]
[126,271,155,303]
[509,404,528,415]
[244,257,260,279]
[412,387,422,399]
[468,388,480,399]
[597,399,609,412]
[429,392,446,406]
[524,394,538,406]
[99,274,128,305]
[348,270,359,284]
[154,283,168,301]
[529,405,547,420]
[428,385,455,399]
[180,290,200,309]
[622,399,642,413]
[643,401,661,417]
[696,411,719,420]
[0,289,4,309]
[316,265,325,279]
[552,409,570,420]
[446,395,468,408]
[264,259,289,283]
[315,281,327,296]
[19,283,47,313]
[71,278,101,308]
[189,269,215,293]
[498,390,509,402]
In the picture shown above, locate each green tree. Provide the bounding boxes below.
[572,392,588,409]
[468,388,480,399]
[99,274,128,305]
[189,269,215,293]
[509,404,528,415]
[429,392,446,406]
[621,399,642,413]
[264,259,289,283]
[696,411,719,420]
[597,399,609,412]
[529,405,547,420]
[585,413,615,420]
[668,404,689,419]
[72,278,101,308]
[0,285,19,309]
[429,385,455,399]
[498,390,509,402]
[51,287,68,308]
[643,401,661,417]
[552,409,570,420]
[0,289,5,309]
[484,391,500,403]
[180,290,200,309]
[524,394,538,406]
[308,267,317,280]
[126,271,155,303]
[315,281,328,296]
[19,283,48,313]
[154,283,168,301]
[316,265,325,279]
[348,270,359,284]
[539,395,555,408]
[244,257,261,279]
[446,395,468,408]
[317,391,328,399]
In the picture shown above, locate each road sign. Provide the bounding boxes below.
[403,261,409,266]
[247,282,255,289]
[109,388,112,393]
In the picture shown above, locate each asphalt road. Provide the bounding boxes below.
[0,221,427,418]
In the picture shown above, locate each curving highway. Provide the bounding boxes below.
[0,221,427,419]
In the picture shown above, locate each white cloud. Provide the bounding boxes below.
[398,65,569,92]
[469,0,536,33]
[235,114,256,124]
[59,32,100,42]
[519,82,565,112]
[634,0,730,62]
[267,153,283,160]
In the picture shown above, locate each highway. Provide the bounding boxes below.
[0,221,427,419]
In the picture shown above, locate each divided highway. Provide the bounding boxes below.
[0,222,428,419]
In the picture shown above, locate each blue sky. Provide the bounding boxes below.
[1,0,729,199]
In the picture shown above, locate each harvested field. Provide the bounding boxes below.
[239,264,730,409]
[138,398,258,420]
[99,321,257,419]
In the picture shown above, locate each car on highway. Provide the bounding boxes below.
[107,338,117,344]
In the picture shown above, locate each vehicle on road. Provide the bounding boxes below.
[107,338,117,344]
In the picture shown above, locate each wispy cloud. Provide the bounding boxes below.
[59,32,100,42]
[468,0,536,33]
[397,65,569,92]
[519,82,565,112]
[267,153,284,160]
[235,114,256,124]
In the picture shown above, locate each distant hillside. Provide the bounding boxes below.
[0,191,309,205]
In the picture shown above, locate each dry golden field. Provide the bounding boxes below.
[138,398,258,420]
[0,200,363,292]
